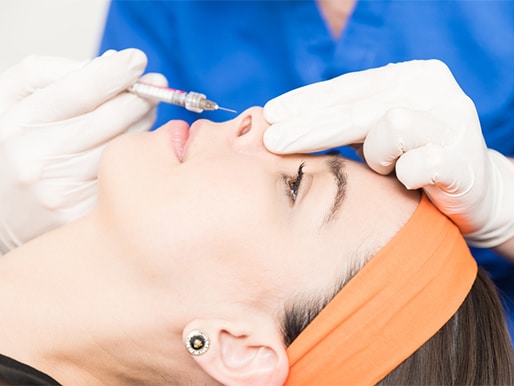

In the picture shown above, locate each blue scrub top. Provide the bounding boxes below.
[100,0,514,335]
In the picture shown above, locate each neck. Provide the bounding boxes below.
[0,215,189,384]
[316,0,356,38]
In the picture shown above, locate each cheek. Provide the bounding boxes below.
[105,165,271,266]
[166,173,287,267]
[168,181,271,253]
[96,132,175,214]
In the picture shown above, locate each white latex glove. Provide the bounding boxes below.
[0,48,167,254]
[263,60,514,254]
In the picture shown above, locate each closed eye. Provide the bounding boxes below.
[282,162,305,204]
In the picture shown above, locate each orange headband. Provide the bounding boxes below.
[285,194,477,385]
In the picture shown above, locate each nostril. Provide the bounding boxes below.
[238,115,252,137]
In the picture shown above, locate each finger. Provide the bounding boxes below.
[4,87,156,167]
[139,71,169,88]
[395,144,474,194]
[0,55,83,113]
[6,70,166,148]
[39,145,105,182]
[7,130,107,185]
[35,177,97,214]
[362,107,452,175]
[15,48,148,123]
[54,90,156,153]
[264,59,455,123]
[263,61,459,154]
[264,67,385,123]
[264,60,432,122]
[264,103,373,154]
[127,71,167,130]
[125,108,157,134]
[78,90,157,148]
[123,72,167,133]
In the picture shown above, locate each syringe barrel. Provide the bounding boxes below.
[129,82,214,113]
[129,82,187,106]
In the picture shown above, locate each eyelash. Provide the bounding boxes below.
[283,162,305,203]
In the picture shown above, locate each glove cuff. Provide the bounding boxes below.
[464,150,514,248]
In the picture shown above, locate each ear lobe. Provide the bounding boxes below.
[183,319,289,386]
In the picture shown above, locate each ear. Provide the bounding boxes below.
[183,318,289,386]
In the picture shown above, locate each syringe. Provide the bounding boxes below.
[128,82,236,114]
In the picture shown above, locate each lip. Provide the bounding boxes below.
[164,120,190,162]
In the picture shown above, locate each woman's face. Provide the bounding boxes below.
[96,107,418,314]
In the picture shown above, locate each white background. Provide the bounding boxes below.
[0,0,110,72]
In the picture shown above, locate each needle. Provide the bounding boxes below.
[217,106,237,113]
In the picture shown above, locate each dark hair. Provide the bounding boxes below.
[281,260,364,347]
[380,268,514,385]
[282,268,514,384]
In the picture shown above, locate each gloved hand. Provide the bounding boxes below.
[0,48,167,254]
[263,59,514,253]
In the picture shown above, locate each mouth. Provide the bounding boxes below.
[165,120,190,162]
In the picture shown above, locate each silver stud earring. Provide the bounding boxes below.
[185,330,210,356]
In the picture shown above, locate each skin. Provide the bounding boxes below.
[316,0,357,38]
[0,107,418,385]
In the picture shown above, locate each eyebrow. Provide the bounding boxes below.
[323,156,347,225]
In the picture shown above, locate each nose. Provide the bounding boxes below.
[231,107,269,152]
[187,107,271,157]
